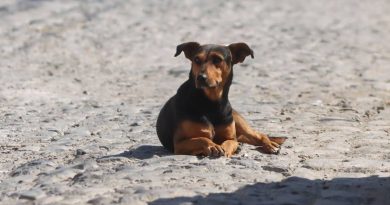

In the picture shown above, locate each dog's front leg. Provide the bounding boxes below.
[220,140,238,157]
[174,120,224,157]
[214,121,238,157]
[174,137,225,157]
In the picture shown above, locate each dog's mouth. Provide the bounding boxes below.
[196,74,220,89]
[197,80,220,89]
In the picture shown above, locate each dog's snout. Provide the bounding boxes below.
[197,73,208,82]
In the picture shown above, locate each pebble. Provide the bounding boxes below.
[76,149,87,156]
[19,189,45,200]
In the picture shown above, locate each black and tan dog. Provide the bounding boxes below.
[156,42,286,157]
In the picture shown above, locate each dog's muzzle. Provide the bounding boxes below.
[197,74,219,88]
[197,73,208,87]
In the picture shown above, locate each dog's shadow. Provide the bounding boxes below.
[100,145,171,160]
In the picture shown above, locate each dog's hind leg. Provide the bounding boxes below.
[233,110,286,154]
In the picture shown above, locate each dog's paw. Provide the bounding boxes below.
[268,136,287,145]
[260,137,281,154]
[203,144,225,157]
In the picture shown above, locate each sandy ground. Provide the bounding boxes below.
[0,0,390,204]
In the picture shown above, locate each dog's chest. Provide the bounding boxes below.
[199,114,234,139]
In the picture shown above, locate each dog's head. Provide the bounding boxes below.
[175,42,254,101]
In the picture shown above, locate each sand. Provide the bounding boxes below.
[0,0,389,204]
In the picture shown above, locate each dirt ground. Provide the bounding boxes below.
[0,0,389,204]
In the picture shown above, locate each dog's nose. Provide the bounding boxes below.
[197,73,208,83]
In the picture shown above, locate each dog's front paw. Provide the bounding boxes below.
[260,136,281,154]
[203,144,225,157]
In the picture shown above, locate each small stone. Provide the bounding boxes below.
[19,189,45,200]
[130,122,140,126]
[99,146,110,151]
[76,149,87,156]
[376,106,385,113]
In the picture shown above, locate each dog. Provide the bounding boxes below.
[156,42,286,157]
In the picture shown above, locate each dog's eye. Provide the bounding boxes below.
[212,56,222,64]
[194,57,201,65]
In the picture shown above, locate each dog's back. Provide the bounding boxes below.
[156,95,177,152]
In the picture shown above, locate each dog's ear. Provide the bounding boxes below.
[228,43,254,64]
[174,42,201,60]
